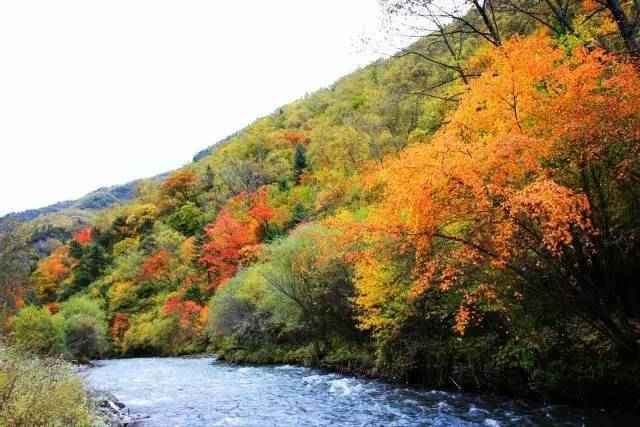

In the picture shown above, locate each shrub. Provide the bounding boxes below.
[0,344,93,426]
[59,296,109,360]
[12,306,65,356]
[63,315,106,362]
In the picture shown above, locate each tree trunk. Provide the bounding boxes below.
[605,0,640,56]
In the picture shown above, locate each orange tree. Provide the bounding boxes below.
[352,33,640,354]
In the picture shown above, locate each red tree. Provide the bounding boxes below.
[139,249,171,281]
[200,189,274,288]
[73,227,93,245]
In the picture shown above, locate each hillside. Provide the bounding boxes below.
[0,128,246,235]
[0,175,169,226]
[3,1,640,414]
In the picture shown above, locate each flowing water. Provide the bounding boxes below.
[82,357,597,427]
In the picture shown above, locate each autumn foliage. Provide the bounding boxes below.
[162,170,199,197]
[201,189,274,288]
[33,246,74,303]
[10,10,640,407]
[111,312,130,349]
[139,249,171,282]
[73,227,93,245]
[351,33,640,345]
[284,131,308,145]
[162,295,208,339]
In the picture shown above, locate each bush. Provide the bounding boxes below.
[59,295,106,322]
[260,226,358,349]
[122,311,178,355]
[166,202,203,236]
[206,225,360,362]
[0,344,93,426]
[207,269,265,339]
[12,306,65,356]
[63,315,106,362]
[59,296,109,360]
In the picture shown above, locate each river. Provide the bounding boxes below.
[82,357,593,426]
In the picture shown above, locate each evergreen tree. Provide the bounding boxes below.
[184,284,203,303]
[287,203,307,229]
[293,144,307,185]
[68,240,83,260]
[72,244,107,289]
[204,165,215,191]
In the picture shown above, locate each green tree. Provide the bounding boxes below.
[0,223,31,332]
[13,306,65,355]
[184,283,204,304]
[63,316,105,362]
[72,243,107,289]
[68,239,83,259]
[204,164,215,191]
[167,202,204,236]
[59,296,109,361]
[293,144,307,185]
[287,203,307,229]
[261,226,356,360]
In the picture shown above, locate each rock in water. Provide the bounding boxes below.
[89,389,149,426]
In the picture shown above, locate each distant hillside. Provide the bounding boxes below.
[0,174,178,233]
[192,129,245,162]
[2,131,245,229]
[2,181,137,223]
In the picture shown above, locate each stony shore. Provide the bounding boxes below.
[90,389,149,427]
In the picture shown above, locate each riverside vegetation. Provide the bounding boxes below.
[1,1,640,424]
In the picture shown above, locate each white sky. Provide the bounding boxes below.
[0,0,387,216]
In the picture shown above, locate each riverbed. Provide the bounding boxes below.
[82,357,591,426]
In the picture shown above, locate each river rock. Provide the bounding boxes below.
[89,389,149,427]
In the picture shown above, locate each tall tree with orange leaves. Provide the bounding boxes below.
[353,33,640,354]
[33,246,75,303]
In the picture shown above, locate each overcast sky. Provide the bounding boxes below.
[0,0,388,216]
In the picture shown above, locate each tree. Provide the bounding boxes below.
[161,170,199,201]
[261,225,356,360]
[72,243,108,290]
[352,33,640,353]
[383,1,639,57]
[0,345,93,426]
[13,306,65,355]
[167,202,204,236]
[200,210,260,288]
[63,315,104,361]
[162,295,208,346]
[379,0,503,104]
[111,313,130,351]
[218,158,271,194]
[204,164,215,191]
[139,249,171,282]
[596,0,640,55]
[33,246,73,303]
[124,203,158,235]
[72,227,93,245]
[293,144,308,185]
[285,130,307,144]
[288,203,307,229]
[200,190,274,288]
[0,224,31,329]
[59,296,109,360]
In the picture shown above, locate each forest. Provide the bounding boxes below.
[1,1,639,424]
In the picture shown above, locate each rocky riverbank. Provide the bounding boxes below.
[90,390,149,427]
